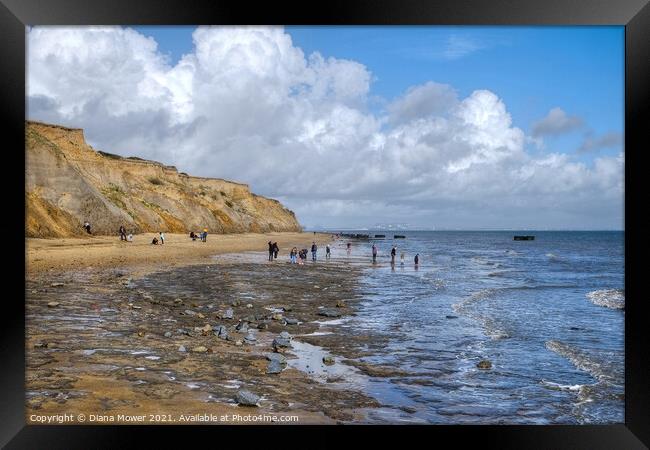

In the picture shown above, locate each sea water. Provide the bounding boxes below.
[333,230,624,424]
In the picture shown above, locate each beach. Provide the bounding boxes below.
[26,232,381,424]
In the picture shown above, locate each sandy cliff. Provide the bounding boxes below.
[26,121,302,238]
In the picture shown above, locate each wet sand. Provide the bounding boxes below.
[25,233,385,424]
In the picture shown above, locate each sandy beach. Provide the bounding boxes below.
[25,232,384,424]
[27,232,333,277]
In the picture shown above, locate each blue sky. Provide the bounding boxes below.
[133,25,624,164]
[29,26,624,229]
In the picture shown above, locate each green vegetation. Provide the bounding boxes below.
[98,150,123,160]
[101,184,128,211]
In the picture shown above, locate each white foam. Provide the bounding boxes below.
[586,289,624,310]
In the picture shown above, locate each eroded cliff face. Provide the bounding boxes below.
[26,121,302,238]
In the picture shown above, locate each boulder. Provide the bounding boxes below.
[236,390,260,407]
[322,356,335,366]
[267,360,284,374]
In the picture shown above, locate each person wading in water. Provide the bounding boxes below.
[372,244,378,263]
[268,241,274,261]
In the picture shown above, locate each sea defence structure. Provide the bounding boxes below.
[513,236,535,241]
[26,121,302,238]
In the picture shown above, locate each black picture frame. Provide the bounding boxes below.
[2,0,648,447]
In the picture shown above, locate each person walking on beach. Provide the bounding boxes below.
[290,247,298,264]
[273,242,279,259]
[414,253,420,266]
[391,246,397,265]
[372,244,378,263]
[119,225,127,241]
[83,221,92,234]
[159,232,165,244]
[326,244,331,260]
[311,242,318,261]
[268,241,274,261]
[400,252,405,265]
[202,228,208,242]
[347,242,351,256]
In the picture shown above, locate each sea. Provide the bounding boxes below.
[322,230,625,424]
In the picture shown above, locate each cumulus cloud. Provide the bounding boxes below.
[532,107,584,137]
[26,26,624,229]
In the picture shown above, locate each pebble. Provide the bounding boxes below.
[50,282,64,287]
[284,318,299,325]
[272,337,292,352]
[322,356,335,366]
[183,310,196,316]
[271,313,283,321]
[223,309,234,320]
[318,309,341,318]
[231,300,241,307]
[164,331,172,338]
[47,302,60,308]
[246,304,253,308]
[178,345,186,352]
[279,331,292,340]
[335,300,346,308]
[192,346,208,353]
[174,298,183,304]
[217,325,228,340]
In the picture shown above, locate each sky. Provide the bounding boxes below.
[26,26,624,230]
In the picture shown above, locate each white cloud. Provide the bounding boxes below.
[26,26,624,229]
[532,107,584,137]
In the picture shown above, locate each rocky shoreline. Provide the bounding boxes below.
[26,254,390,424]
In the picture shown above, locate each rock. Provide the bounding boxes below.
[284,317,299,325]
[164,331,172,338]
[266,353,287,364]
[267,359,284,374]
[279,331,292,340]
[246,303,253,308]
[132,305,142,310]
[174,298,183,304]
[231,300,241,307]
[236,390,259,407]
[235,321,249,333]
[281,305,293,312]
[257,322,269,330]
[272,337,292,352]
[476,360,492,370]
[322,356,335,366]
[271,313,283,321]
[50,282,64,287]
[192,346,208,353]
[217,325,228,340]
[183,309,196,316]
[34,342,49,348]
[197,313,206,319]
[137,330,145,337]
[318,309,341,318]
[336,300,346,308]
[201,324,212,333]
[244,332,257,343]
[235,340,243,346]
[178,345,186,352]
[47,302,60,308]
[222,309,234,320]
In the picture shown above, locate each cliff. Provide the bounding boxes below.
[25,121,302,238]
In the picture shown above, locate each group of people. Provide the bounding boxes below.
[151,232,165,245]
[189,229,209,242]
[373,244,419,266]
[268,241,280,261]
[286,242,331,264]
